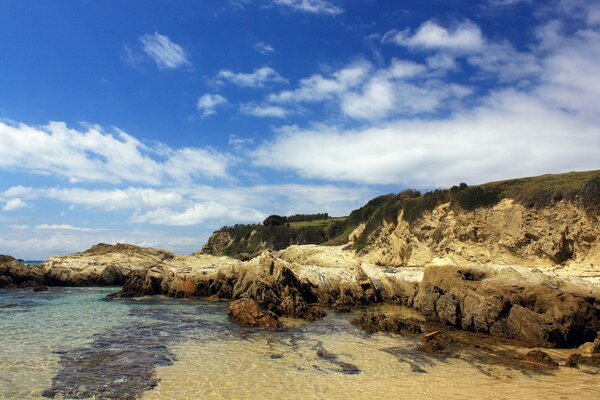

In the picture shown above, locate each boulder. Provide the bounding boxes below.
[227,299,281,328]
[414,264,600,347]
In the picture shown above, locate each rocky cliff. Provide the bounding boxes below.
[203,170,600,271]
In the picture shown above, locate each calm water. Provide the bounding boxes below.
[1,288,599,400]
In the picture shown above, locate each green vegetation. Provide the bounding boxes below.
[207,170,600,256]
[212,215,348,257]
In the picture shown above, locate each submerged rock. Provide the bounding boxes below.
[413,264,600,347]
[227,299,281,328]
[351,312,423,335]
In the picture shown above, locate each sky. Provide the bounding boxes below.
[1,0,599,259]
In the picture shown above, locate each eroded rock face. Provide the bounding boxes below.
[199,231,234,256]
[227,299,281,328]
[43,243,175,286]
[361,200,600,271]
[414,264,600,347]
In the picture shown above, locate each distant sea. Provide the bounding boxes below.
[22,260,44,265]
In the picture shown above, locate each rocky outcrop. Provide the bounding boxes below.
[360,200,600,271]
[42,243,176,286]
[0,255,46,287]
[199,231,234,256]
[227,299,281,328]
[108,245,420,321]
[413,264,600,347]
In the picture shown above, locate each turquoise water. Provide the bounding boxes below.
[22,261,44,265]
[2,288,600,400]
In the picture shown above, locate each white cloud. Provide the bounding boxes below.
[268,59,470,120]
[0,228,202,259]
[273,0,342,15]
[253,88,600,187]
[252,21,600,187]
[130,202,265,226]
[139,32,190,69]
[3,183,373,227]
[217,67,286,87]
[197,94,227,116]
[2,198,27,211]
[467,42,541,82]
[386,20,484,53]
[255,42,275,54]
[3,186,186,212]
[0,121,233,184]
[34,224,104,232]
[240,103,289,118]
[269,61,372,103]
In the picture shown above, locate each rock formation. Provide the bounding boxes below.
[227,299,281,328]
[413,264,600,347]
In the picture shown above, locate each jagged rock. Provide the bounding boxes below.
[199,231,234,255]
[351,312,423,335]
[414,264,600,347]
[227,299,281,328]
[526,350,559,366]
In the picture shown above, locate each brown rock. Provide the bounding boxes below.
[414,264,600,347]
[351,312,423,335]
[578,340,600,356]
[526,350,559,366]
[227,299,281,328]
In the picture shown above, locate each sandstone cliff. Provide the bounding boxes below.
[201,171,600,273]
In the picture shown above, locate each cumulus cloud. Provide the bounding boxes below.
[0,121,233,184]
[2,198,27,211]
[197,94,227,116]
[268,59,470,120]
[273,0,342,15]
[253,5,600,188]
[253,89,600,187]
[217,67,286,87]
[139,32,190,69]
[385,20,484,53]
[269,61,372,103]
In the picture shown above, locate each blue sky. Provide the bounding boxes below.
[1,0,599,258]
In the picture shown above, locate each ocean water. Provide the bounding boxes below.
[1,288,599,400]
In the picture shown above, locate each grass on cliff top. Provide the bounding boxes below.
[288,217,347,229]
[483,170,600,207]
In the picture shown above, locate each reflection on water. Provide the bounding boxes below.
[1,288,599,400]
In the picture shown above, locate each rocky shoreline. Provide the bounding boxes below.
[2,242,600,362]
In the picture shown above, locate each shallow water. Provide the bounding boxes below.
[1,288,599,400]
